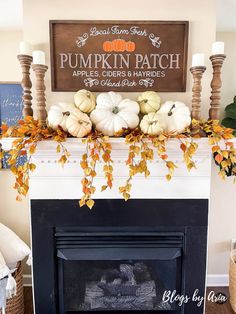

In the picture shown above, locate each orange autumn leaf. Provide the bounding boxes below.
[161,154,168,160]
[29,163,36,172]
[212,145,220,153]
[215,153,223,164]
[180,143,187,152]
[225,141,234,148]
[166,174,172,181]
[166,161,177,170]
[29,144,37,155]
[101,185,108,192]
[79,199,85,207]
[16,195,22,202]
[1,124,8,133]
[58,155,67,166]
[102,152,111,162]
[86,199,95,209]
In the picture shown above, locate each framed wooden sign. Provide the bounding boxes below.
[50,20,189,92]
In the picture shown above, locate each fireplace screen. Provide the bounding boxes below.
[57,232,183,313]
[60,259,181,312]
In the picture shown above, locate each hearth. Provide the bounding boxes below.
[31,199,208,314]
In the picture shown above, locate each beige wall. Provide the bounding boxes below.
[0,31,22,81]
[217,32,236,117]
[2,0,235,277]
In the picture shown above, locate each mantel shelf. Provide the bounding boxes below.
[1,136,235,160]
[0,136,217,154]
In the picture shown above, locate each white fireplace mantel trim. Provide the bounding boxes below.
[3,137,235,200]
[1,137,218,199]
[1,137,211,155]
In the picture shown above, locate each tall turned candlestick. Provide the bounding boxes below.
[32,64,48,127]
[190,66,206,120]
[209,54,226,120]
[17,54,33,117]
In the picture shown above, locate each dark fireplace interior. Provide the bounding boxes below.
[31,199,208,314]
[57,231,183,312]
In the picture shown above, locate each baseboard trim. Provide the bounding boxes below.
[23,274,229,287]
[207,274,229,287]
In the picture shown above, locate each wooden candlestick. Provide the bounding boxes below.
[17,54,33,117]
[190,66,206,120]
[32,64,48,127]
[209,54,226,120]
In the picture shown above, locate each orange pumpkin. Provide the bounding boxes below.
[103,41,113,52]
[112,39,126,52]
[126,41,136,52]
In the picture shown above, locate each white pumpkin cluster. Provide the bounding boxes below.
[47,89,94,137]
[47,89,191,138]
[138,91,191,135]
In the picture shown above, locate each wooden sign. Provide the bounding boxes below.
[50,20,189,92]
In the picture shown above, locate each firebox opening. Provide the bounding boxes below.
[56,231,183,313]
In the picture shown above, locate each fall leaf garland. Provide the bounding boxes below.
[79,132,113,209]
[119,130,198,200]
[0,117,236,209]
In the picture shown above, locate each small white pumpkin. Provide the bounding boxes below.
[90,91,140,136]
[158,101,191,134]
[66,108,92,137]
[74,89,96,113]
[140,112,166,135]
[137,91,161,114]
[47,102,75,132]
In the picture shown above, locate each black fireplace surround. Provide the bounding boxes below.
[31,199,208,314]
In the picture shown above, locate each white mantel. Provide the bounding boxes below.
[2,137,213,200]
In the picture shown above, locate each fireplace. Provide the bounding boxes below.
[31,199,208,314]
[5,137,211,314]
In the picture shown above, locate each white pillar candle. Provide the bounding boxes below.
[33,50,46,65]
[191,53,205,67]
[212,41,224,55]
[19,41,32,56]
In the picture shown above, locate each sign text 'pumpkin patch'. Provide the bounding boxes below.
[50,20,189,92]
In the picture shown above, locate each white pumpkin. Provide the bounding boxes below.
[158,101,191,134]
[140,112,166,135]
[66,108,92,137]
[47,102,75,132]
[137,91,161,114]
[90,91,140,136]
[74,89,96,113]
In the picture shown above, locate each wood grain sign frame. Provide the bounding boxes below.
[50,20,189,92]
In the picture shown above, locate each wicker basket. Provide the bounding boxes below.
[229,249,236,312]
[0,262,24,314]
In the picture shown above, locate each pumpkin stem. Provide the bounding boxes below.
[149,120,158,125]
[78,120,90,125]
[168,104,176,116]
[139,99,148,106]
[112,106,119,114]
[62,111,70,116]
